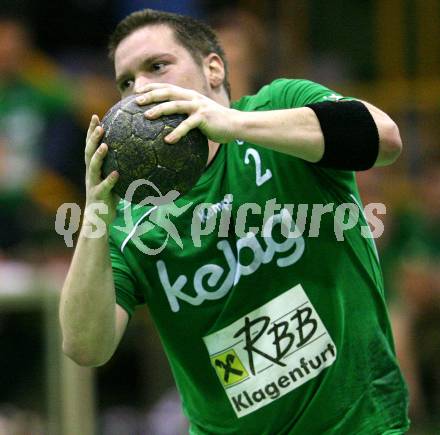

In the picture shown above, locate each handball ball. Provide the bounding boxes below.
[101,94,208,204]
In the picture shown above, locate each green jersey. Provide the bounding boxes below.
[109,79,409,434]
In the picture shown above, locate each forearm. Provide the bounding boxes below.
[231,107,324,162]
[59,223,117,367]
[230,103,401,168]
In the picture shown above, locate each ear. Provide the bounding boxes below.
[203,53,225,90]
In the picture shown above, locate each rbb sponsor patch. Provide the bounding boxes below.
[203,285,337,417]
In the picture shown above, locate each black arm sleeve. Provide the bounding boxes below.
[306,100,379,171]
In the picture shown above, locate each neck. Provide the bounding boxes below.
[205,87,230,166]
[206,141,220,166]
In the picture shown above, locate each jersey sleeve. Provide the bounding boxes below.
[109,235,145,319]
[267,78,355,109]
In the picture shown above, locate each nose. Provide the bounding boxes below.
[133,75,153,94]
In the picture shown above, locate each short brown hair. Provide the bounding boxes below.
[108,9,231,97]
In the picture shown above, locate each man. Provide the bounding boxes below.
[59,8,410,434]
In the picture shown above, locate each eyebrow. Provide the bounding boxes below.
[115,52,176,87]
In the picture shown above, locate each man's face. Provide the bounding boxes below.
[114,24,210,98]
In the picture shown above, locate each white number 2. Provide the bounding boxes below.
[244,148,272,186]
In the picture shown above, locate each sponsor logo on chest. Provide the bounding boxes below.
[156,210,305,312]
[203,285,337,417]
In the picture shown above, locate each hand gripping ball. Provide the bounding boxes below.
[101,94,209,204]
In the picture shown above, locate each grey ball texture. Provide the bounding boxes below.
[101,94,209,204]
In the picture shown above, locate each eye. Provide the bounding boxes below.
[119,78,134,92]
[151,62,167,72]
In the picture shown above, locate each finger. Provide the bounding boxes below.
[88,143,108,184]
[145,101,196,119]
[165,115,202,144]
[136,88,173,105]
[136,87,194,105]
[95,170,119,197]
[86,114,100,143]
[135,82,175,94]
[85,124,104,165]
